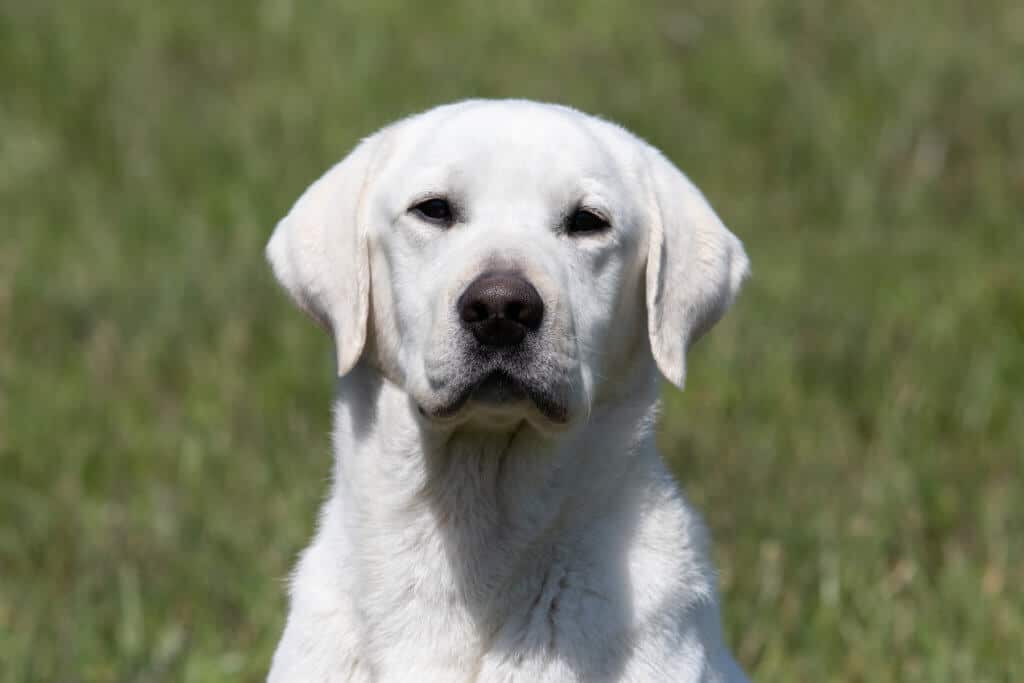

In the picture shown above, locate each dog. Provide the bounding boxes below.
[265,99,750,682]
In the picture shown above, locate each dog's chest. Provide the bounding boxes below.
[359,536,624,682]
[350,464,630,680]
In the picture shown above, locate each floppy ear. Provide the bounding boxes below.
[266,136,381,376]
[645,148,750,389]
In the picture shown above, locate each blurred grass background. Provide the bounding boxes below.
[2,1,1022,681]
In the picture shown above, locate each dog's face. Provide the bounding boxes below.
[267,100,749,430]
[364,103,650,428]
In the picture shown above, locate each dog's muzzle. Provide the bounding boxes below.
[420,270,569,425]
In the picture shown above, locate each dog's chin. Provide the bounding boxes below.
[419,370,570,429]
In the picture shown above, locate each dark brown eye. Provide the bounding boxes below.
[411,198,453,224]
[568,208,610,235]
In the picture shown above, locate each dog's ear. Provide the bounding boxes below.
[644,148,750,389]
[266,135,382,376]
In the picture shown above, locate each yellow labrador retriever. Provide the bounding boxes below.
[266,100,750,682]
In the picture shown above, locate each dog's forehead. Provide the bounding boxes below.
[393,101,630,187]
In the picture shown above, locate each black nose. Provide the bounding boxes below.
[458,272,544,347]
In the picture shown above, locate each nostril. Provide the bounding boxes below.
[504,301,522,321]
[514,300,542,331]
[459,297,489,324]
[467,301,489,323]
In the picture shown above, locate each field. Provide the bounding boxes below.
[2,2,1022,681]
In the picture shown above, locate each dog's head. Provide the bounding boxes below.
[267,100,749,430]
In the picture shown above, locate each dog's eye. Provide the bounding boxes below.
[411,198,453,225]
[567,208,610,235]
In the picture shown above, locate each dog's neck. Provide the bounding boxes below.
[319,362,664,654]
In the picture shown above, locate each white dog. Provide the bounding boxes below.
[265,100,750,682]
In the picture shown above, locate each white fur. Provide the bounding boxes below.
[265,100,750,682]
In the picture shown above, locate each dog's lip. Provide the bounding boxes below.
[422,370,569,424]
[470,370,528,404]
[426,370,527,419]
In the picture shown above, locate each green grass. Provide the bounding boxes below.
[2,1,1022,681]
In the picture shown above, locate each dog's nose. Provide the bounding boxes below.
[458,272,544,347]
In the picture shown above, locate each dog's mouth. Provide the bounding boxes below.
[470,369,528,404]
[423,369,569,425]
